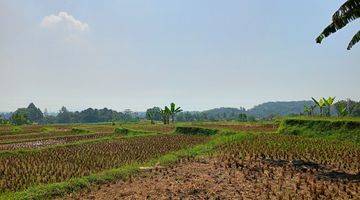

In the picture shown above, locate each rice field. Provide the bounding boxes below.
[0,119,359,199]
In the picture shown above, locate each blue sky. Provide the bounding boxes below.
[1,1,359,112]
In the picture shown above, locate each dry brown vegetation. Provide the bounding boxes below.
[67,156,359,200]
[0,134,208,192]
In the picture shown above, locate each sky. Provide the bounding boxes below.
[0,0,359,112]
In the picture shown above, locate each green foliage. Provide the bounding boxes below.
[26,103,44,123]
[334,101,348,116]
[303,104,316,116]
[278,118,360,143]
[0,117,10,125]
[169,102,182,123]
[10,112,30,126]
[158,103,183,124]
[316,0,360,50]
[312,97,326,116]
[145,107,162,124]
[237,113,247,122]
[323,97,336,116]
[71,128,90,134]
[160,106,171,124]
[175,126,219,135]
[114,127,129,135]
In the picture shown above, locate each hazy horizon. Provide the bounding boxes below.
[1,1,359,112]
[0,99,333,113]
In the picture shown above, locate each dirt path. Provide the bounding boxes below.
[65,157,360,200]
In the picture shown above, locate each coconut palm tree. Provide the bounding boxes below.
[316,0,360,50]
[169,102,182,123]
[312,97,327,116]
[323,97,336,116]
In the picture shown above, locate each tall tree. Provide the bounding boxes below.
[57,106,72,124]
[26,103,44,123]
[316,0,360,50]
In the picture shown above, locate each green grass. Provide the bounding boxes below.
[11,126,22,133]
[0,132,247,200]
[278,118,360,143]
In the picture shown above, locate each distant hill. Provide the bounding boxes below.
[202,107,246,120]
[247,101,313,118]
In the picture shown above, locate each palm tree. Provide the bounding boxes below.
[312,97,326,116]
[169,102,182,123]
[323,97,336,116]
[316,0,360,50]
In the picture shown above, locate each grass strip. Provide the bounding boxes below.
[278,118,360,143]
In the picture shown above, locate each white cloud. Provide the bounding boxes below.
[41,12,89,31]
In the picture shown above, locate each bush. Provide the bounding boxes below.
[71,128,90,134]
[175,126,218,135]
[114,128,129,135]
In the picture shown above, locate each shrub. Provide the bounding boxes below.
[175,126,218,136]
[114,128,129,135]
[71,128,90,134]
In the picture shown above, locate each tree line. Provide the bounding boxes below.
[0,103,141,125]
[146,103,256,124]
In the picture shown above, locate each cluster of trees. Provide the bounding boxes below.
[146,105,256,123]
[7,103,142,125]
[334,99,360,117]
[304,97,360,117]
[9,103,44,125]
[146,103,182,124]
[304,97,336,116]
[44,107,141,124]
[4,99,360,126]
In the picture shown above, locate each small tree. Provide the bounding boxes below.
[335,101,348,117]
[146,107,162,124]
[323,97,336,116]
[169,103,182,123]
[238,113,247,122]
[312,97,326,116]
[160,106,171,124]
